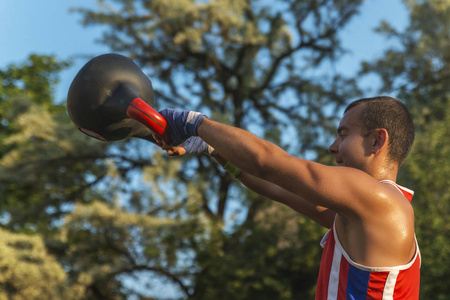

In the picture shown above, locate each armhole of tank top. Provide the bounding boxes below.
[331,214,420,271]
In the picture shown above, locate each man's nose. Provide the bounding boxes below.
[328,139,338,154]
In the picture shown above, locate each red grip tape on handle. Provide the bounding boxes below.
[126,98,171,144]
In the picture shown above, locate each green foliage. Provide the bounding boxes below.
[188,198,326,300]
[58,201,180,299]
[405,108,450,299]
[360,0,450,298]
[0,54,69,107]
[0,228,84,300]
[0,0,366,298]
[0,58,109,234]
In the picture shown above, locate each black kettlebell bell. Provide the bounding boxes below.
[67,53,170,144]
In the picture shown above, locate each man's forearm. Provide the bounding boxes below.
[198,118,285,180]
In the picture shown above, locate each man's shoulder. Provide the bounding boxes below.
[378,181,415,211]
[336,176,414,227]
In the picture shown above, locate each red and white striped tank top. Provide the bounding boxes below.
[315,180,420,299]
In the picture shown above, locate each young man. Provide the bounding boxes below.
[157,96,420,299]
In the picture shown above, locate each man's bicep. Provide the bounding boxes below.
[264,155,379,217]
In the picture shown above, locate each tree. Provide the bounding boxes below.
[0,55,92,298]
[360,0,450,298]
[0,228,67,299]
[0,55,179,298]
[1,0,368,298]
[0,55,108,235]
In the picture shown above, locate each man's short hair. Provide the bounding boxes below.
[345,96,415,166]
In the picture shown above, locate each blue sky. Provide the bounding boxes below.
[1,0,409,103]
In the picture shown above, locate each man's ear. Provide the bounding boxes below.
[372,128,388,155]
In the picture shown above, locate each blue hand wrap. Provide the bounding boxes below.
[181,137,217,156]
[159,109,206,146]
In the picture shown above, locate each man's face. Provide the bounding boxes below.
[328,104,373,171]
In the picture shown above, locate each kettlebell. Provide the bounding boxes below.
[67,53,170,144]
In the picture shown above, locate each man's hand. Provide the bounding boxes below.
[157,136,216,157]
[158,108,206,146]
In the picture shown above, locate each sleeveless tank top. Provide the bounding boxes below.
[315,180,420,299]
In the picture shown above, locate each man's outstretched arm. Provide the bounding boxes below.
[197,118,383,217]
[158,137,335,228]
[214,154,335,229]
